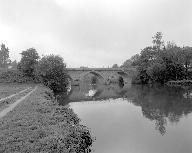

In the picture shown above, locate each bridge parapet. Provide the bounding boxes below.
[67,68,123,71]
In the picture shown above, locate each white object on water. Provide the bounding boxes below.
[85,89,97,97]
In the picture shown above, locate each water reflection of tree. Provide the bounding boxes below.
[125,85,192,135]
[142,108,167,135]
[57,83,192,135]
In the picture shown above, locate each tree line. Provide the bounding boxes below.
[0,45,69,93]
[121,32,192,84]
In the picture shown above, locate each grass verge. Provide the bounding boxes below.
[0,85,93,153]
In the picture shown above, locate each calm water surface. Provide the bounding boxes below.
[58,83,192,153]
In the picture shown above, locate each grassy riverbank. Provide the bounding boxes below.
[0,85,93,152]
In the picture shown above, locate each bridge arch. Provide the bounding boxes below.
[67,68,134,85]
[80,70,105,83]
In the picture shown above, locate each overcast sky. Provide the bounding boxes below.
[0,0,191,67]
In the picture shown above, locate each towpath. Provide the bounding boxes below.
[0,86,37,119]
[0,87,32,103]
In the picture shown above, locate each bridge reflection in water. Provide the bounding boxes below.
[57,83,192,136]
[61,83,192,153]
[57,82,128,104]
[55,78,192,153]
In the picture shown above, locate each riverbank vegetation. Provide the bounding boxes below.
[37,55,69,93]
[0,45,69,93]
[121,32,192,84]
[0,85,93,152]
[0,44,93,152]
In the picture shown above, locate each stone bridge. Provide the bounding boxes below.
[67,68,135,85]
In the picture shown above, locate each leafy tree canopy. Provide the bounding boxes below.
[0,43,10,68]
[17,48,39,77]
[112,64,118,68]
[131,32,192,84]
[37,55,69,93]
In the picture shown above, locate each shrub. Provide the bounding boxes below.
[0,70,36,83]
[37,55,69,93]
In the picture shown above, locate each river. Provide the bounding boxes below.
[58,83,192,153]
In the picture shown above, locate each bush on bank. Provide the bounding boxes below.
[0,69,37,83]
[37,55,69,93]
[0,85,93,153]
[0,47,93,152]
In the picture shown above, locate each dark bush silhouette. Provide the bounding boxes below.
[37,55,69,93]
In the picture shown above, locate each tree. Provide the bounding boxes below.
[121,54,140,70]
[135,46,157,83]
[162,43,185,81]
[132,32,186,84]
[152,32,164,51]
[112,64,118,68]
[9,60,18,69]
[17,48,39,77]
[179,46,192,78]
[0,43,10,68]
[166,41,177,50]
[147,62,166,83]
[121,59,132,68]
[37,55,69,93]
[130,54,140,66]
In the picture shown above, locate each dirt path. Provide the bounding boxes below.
[0,86,37,119]
[0,87,32,103]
